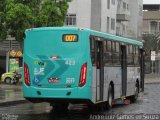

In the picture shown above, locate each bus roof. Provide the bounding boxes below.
[25,27,143,46]
[87,29,143,46]
[25,27,79,32]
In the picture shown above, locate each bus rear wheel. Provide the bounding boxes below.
[51,103,69,112]
[106,85,113,110]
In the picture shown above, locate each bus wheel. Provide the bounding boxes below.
[51,103,69,113]
[88,104,96,112]
[106,85,113,110]
[130,83,139,103]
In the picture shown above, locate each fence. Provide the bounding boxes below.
[145,54,160,83]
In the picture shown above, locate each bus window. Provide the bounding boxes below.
[134,46,140,65]
[106,40,112,51]
[112,42,116,52]
[113,42,120,65]
[104,40,112,66]
[90,37,96,65]
[127,45,134,65]
[116,42,120,53]
[103,41,107,53]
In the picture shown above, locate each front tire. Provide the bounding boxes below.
[51,103,69,113]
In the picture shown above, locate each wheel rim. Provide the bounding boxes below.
[5,78,11,84]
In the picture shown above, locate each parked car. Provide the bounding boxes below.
[1,67,22,84]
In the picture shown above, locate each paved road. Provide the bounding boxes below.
[0,83,160,120]
[0,84,23,104]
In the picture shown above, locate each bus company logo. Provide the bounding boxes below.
[48,78,60,83]
[34,68,45,75]
[34,61,47,66]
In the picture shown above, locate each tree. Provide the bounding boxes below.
[5,1,34,42]
[0,0,7,41]
[143,33,160,54]
[0,0,70,42]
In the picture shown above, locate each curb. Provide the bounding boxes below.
[145,78,160,84]
[0,99,29,107]
[0,84,22,90]
[145,82,160,84]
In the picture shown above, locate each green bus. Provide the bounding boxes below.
[23,27,145,111]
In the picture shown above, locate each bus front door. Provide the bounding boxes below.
[121,45,127,96]
[140,49,145,92]
[96,41,104,102]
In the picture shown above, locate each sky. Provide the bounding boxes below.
[143,0,160,4]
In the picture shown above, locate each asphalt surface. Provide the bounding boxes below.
[0,83,160,120]
[0,84,26,106]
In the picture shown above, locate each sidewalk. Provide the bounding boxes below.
[0,84,27,106]
[145,74,160,84]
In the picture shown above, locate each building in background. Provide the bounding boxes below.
[143,0,160,74]
[128,0,143,40]
[0,36,21,75]
[66,0,117,35]
[143,0,160,34]
[116,0,130,37]
[66,0,143,40]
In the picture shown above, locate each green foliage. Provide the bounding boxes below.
[0,0,70,42]
[0,0,7,41]
[143,33,160,54]
[5,2,33,42]
[36,0,62,27]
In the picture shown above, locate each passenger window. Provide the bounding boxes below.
[127,45,134,65]
[104,40,112,65]
[113,42,120,65]
[116,42,119,53]
[103,41,107,53]
[134,46,139,65]
[112,42,116,52]
[106,41,112,51]
[90,37,96,65]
